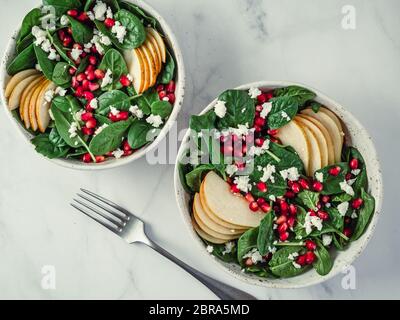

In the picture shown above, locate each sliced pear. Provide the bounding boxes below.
[297,114,335,165]
[295,116,329,168]
[20,76,43,125]
[144,36,161,74]
[36,81,56,133]
[124,48,145,94]
[141,44,157,88]
[5,69,39,98]
[295,119,322,176]
[192,216,227,244]
[147,32,163,72]
[8,75,40,110]
[147,28,166,63]
[301,108,343,163]
[193,193,244,236]
[319,107,344,136]
[201,171,267,228]
[29,79,48,131]
[276,120,310,171]
[136,47,150,93]
[193,211,240,241]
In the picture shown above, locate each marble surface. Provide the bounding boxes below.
[0,0,399,300]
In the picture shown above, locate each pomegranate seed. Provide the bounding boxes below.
[86,71,96,81]
[289,204,298,215]
[120,75,131,87]
[166,80,176,93]
[291,182,301,193]
[67,27,73,35]
[257,198,266,206]
[82,153,92,163]
[71,76,79,89]
[297,255,306,266]
[116,111,129,121]
[63,36,72,47]
[156,84,165,92]
[276,215,287,225]
[352,198,364,210]
[343,228,352,238]
[83,91,94,101]
[167,93,175,104]
[230,134,239,142]
[329,166,341,176]
[104,18,116,28]
[312,181,324,192]
[230,184,240,194]
[285,191,295,199]
[309,210,317,217]
[305,251,316,264]
[260,203,271,213]
[82,79,90,90]
[88,55,97,65]
[67,9,78,17]
[88,82,99,91]
[255,105,263,112]
[85,118,97,129]
[345,173,353,181]
[254,125,262,133]
[85,101,94,112]
[81,111,93,122]
[279,232,289,242]
[95,156,105,163]
[299,179,310,190]
[278,223,288,234]
[305,240,317,251]
[321,195,330,203]
[316,202,322,210]
[222,145,233,156]
[245,258,253,267]
[350,158,359,170]
[85,64,95,74]
[254,117,265,127]
[236,161,246,171]
[256,182,268,193]
[94,69,105,79]
[257,93,267,104]
[73,43,83,50]
[124,150,134,156]
[77,73,86,82]
[267,129,278,136]
[265,92,274,101]
[81,127,93,136]
[287,217,296,228]
[280,201,289,213]
[77,12,89,22]
[75,86,84,97]
[69,67,76,75]
[122,140,132,152]
[255,137,264,147]
[108,113,119,122]
[159,90,167,100]
[245,193,255,203]
[317,210,329,221]
[249,201,259,212]
[345,217,352,225]
[58,30,65,41]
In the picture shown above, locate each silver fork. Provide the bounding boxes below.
[71,189,257,300]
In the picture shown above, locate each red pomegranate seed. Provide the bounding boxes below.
[108,113,119,122]
[289,204,298,215]
[329,166,341,176]
[77,12,89,22]
[245,193,255,203]
[230,184,240,194]
[280,201,289,213]
[345,217,352,225]
[122,140,132,152]
[254,117,265,127]
[278,223,288,234]
[257,198,266,206]
[256,182,268,193]
[321,195,330,203]
[276,215,287,225]
[159,90,167,100]
[265,92,274,101]
[352,198,364,210]
[279,232,289,242]
[86,71,96,81]
[291,182,301,193]
[83,91,94,101]
[345,173,353,181]
[317,210,329,221]
[73,43,83,50]
[104,18,115,28]
[267,129,278,136]
[63,36,72,47]
[166,80,176,93]
[285,191,295,199]
[85,118,97,129]
[255,104,263,112]
[81,111,93,122]
[305,251,316,264]
[156,84,165,92]
[69,67,76,75]
[81,127,93,136]
[257,93,267,104]
[75,86,84,97]
[88,82,99,92]
[94,69,105,79]
[72,76,79,89]
[120,75,131,87]
[305,240,317,251]
[76,73,86,82]
[249,201,259,212]
[88,55,97,65]
[124,150,134,156]
[67,9,78,17]
[236,161,246,171]
[299,179,310,190]
[82,153,92,163]
[222,145,234,156]
[316,202,322,210]
[312,181,324,192]
[350,158,359,170]
[67,27,73,35]
[309,210,317,217]
[254,125,262,133]
[260,203,271,213]
[343,228,352,238]
[255,138,264,147]
[82,79,90,90]
[85,64,95,74]
[58,30,65,41]
[167,93,175,104]
[116,111,129,121]
[245,258,253,267]
[287,217,296,229]
[95,156,105,163]
[297,255,306,266]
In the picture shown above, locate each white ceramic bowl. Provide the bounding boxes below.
[0,0,185,170]
[174,81,383,288]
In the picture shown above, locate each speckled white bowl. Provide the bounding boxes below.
[0,0,185,170]
[174,81,383,288]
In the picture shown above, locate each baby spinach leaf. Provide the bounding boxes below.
[151,100,172,119]
[217,90,255,129]
[274,85,316,107]
[17,8,42,44]
[134,89,158,115]
[120,1,158,29]
[269,247,307,278]
[237,227,259,264]
[257,214,275,255]
[127,119,153,149]
[43,0,82,15]
[51,105,84,148]
[178,157,194,194]
[244,266,273,278]
[345,147,368,195]
[95,114,112,125]
[267,96,299,130]
[52,95,81,113]
[68,16,93,44]
[314,163,350,195]
[84,0,95,11]
[90,119,133,155]
[158,50,175,84]
[16,34,34,54]
[185,164,216,193]
[352,189,375,240]
[326,207,344,231]
[331,193,352,203]
[34,45,57,80]
[31,132,70,159]
[98,48,128,91]
[52,62,72,87]
[190,110,216,133]
[7,43,36,75]
[76,55,89,74]
[310,101,322,113]
[298,190,320,211]
[49,33,75,66]
[313,242,333,276]
[97,89,131,115]
[114,9,146,49]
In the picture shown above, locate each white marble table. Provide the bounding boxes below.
[0,0,399,300]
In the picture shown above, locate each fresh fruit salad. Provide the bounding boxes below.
[5,0,176,163]
[179,85,375,279]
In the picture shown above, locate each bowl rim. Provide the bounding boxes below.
[174,80,384,289]
[0,0,185,171]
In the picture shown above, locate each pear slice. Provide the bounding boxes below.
[319,107,344,136]
[296,116,329,168]
[136,47,150,93]
[295,119,322,176]
[5,69,39,98]
[144,36,161,74]
[124,48,145,94]
[193,193,245,236]
[193,211,240,241]
[200,171,267,228]
[8,74,40,110]
[147,28,166,63]
[192,216,227,244]
[297,114,335,165]
[20,76,44,128]
[146,32,163,72]
[301,108,343,163]
[29,79,48,131]
[276,120,310,171]
[36,81,56,133]
[141,44,157,88]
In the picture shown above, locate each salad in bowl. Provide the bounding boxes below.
[1,0,183,168]
[176,82,382,286]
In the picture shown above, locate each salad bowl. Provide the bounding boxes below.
[0,0,185,170]
[174,81,383,288]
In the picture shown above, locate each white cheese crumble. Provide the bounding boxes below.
[106,7,114,19]
[233,175,252,193]
[325,203,331,208]
[60,15,69,26]
[74,110,84,122]
[48,49,60,61]
[87,11,95,21]
[248,87,261,99]
[340,180,355,196]
[222,242,235,255]
[293,262,302,269]
[206,245,214,253]
[231,124,252,137]
[260,102,272,119]
[71,47,83,61]
[44,90,54,102]
[322,234,333,246]
[248,139,270,157]
[304,212,323,235]
[280,167,300,182]
[93,1,108,21]
[111,21,127,43]
[351,211,358,219]
[110,106,120,116]
[35,63,42,72]
[214,100,227,118]
[55,87,67,97]
[41,39,52,53]
[288,252,299,261]
[89,98,98,109]
[129,105,144,119]
[68,122,78,138]
[94,123,108,136]
[32,26,47,46]
[315,172,324,183]
[337,201,349,217]
[260,164,276,183]
[146,114,163,128]
[351,169,361,176]
[243,248,263,264]
[112,148,124,159]
[225,164,238,177]
[269,195,276,202]
[281,111,291,121]
[101,69,113,88]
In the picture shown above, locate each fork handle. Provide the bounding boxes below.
[146,241,257,300]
